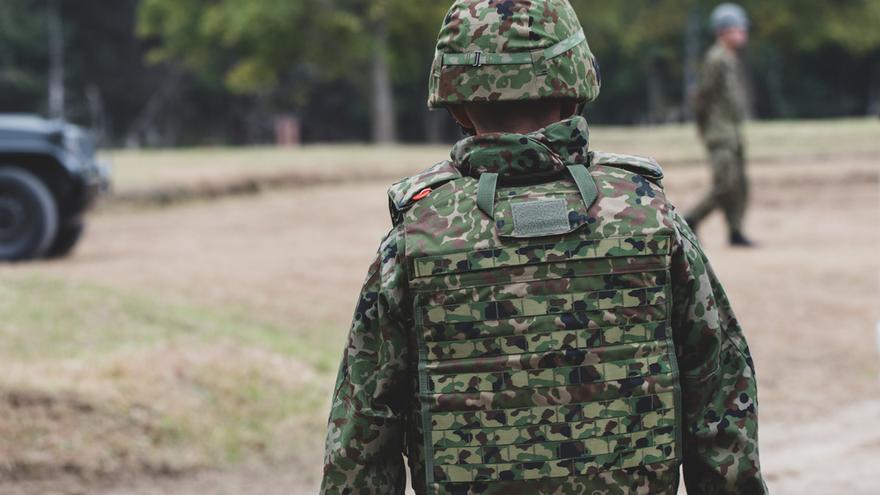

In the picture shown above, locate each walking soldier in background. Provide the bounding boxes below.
[688,3,754,246]
[321,1,766,493]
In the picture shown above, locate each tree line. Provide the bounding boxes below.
[1,0,878,147]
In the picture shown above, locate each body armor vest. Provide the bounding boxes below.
[395,135,681,494]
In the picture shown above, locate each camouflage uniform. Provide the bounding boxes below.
[689,41,751,237]
[322,2,765,494]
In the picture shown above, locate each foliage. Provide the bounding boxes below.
[1,0,878,144]
[0,0,48,111]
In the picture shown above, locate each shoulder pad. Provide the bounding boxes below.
[388,160,461,225]
[590,151,664,183]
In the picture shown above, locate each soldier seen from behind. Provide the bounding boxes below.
[321,1,767,493]
[687,3,755,247]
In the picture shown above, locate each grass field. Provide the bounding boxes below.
[105,119,878,198]
[1,119,878,494]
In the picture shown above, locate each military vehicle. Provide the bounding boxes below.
[0,114,109,261]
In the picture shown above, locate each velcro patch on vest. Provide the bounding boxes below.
[510,199,571,238]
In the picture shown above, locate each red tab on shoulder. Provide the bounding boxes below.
[412,188,433,201]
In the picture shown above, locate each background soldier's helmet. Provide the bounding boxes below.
[710,3,750,33]
[427,0,600,109]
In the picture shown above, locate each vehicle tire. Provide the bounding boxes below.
[0,166,59,261]
[47,221,85,258]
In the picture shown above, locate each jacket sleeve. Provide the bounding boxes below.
[320,227,412,495]
[701,53,725,99]
[669,213,768,494]
[694,52,722,130]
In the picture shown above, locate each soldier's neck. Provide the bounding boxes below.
[718,38,739,53]
[473,115,565,135]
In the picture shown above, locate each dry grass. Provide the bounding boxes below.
[104,119,879,198]
[0,276,328,486]
[0,119,878,493]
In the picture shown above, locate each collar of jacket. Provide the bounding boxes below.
[450,116,590,180]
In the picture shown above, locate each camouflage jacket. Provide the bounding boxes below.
[695,43,749,146]
[321,117,766,494]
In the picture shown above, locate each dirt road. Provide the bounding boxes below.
[3,155,878,494]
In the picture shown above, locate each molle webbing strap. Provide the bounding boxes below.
[476,165,598,220]
[567,164,599,212]
[477,173,499,218]
[413,235,671,279]
[442,29,587,67]
[412,234,680,494]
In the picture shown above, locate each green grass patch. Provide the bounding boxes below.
[0,273,339,372]
[0,273,336,477]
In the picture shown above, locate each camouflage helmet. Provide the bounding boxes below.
[427,0,600,109]
[710,3,749,33]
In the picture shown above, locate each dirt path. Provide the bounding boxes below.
[2,157,878,494]
[761,399,880,494]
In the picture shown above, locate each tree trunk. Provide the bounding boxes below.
[85,84,107,144]
[681,9,702,122]
[645,55,666,124]
[124,67,183,148]
[868,52,880,117]
[47,0,65,119]
[370,15,397,144]
[765,48,788,119]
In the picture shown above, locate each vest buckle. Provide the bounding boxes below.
[473,51,484,67]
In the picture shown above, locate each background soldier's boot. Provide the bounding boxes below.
[730,230,755,247]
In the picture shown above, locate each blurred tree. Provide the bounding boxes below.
[46,0,64,118]
[3,0,879,145]
[137,0,457,143]
[0,0,48,114]
[571,0,880,122]
[62,0,186,146]
[385,1,455,142]
[366,0,397,143]
[568,1,705,123]
[137,0,403,142]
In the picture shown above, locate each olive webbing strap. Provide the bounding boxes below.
[476,172,499,219]
[476,165,598,219]
[442,29,587,67]
[567,164,599,212]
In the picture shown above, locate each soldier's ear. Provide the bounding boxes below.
[448,105,476,136]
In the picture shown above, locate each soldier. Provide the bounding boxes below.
[687,3,754,246]
[321,1,767,494]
